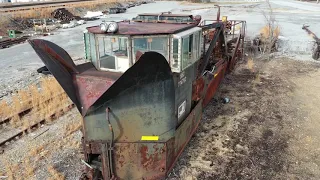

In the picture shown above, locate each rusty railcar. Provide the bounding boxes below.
[28,9,246,180]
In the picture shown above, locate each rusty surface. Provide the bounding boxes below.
[75,74,118,115]
[87,142,101,154]
[101,144,110,179]
[228,35,241,71]
[113,143,166,179]
[86,22,196,35]
[203,60,227,107]
[192,77,205,102]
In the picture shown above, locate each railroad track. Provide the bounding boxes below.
[0,92,75,150]
[0,91,67,127]
[0,0,118,13]
[0,36,30,49]
[0,103,74,149]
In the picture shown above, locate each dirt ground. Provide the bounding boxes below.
[167,57,320,180]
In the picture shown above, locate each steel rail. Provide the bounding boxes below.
[0,103,74,147]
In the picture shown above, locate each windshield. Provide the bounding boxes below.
[133,36,168,61]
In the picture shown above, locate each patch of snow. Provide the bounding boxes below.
[84,11,104,18]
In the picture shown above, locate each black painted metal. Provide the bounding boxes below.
[28,39,82,112]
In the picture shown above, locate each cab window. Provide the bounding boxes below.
[181,34,193,69]
[97,36,129,71]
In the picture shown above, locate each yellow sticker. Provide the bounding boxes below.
[214,73,219,78]
[141,136,159,141]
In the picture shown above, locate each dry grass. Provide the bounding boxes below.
[0,114,82,179]
[0,17,11,36]
[64,120,82,137]
[260,25,280,40]
[2,156,36,180]
[0,100,10,120]
[0,76,71,129]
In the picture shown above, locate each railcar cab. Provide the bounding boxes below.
[83,13,203,74]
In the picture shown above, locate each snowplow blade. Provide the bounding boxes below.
[28,39,82,112]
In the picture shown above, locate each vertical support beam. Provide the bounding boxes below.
[232,21,235,39]
[101,144,110,180]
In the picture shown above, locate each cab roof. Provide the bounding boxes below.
[86,21,197,35]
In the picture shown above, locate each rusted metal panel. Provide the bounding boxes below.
[87,142,101,154]
[75,75,116,115]
[86,22,196,35]
[165,138,175,171]
[192,77,205,102]
[101,144,110,179]
[113,143,166,179]
[203,60,227,107]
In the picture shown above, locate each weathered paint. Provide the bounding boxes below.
[192,77,205,102]
[28,16,247,180]
[203,60,228,107]
[113,143,167,180]
[75,75,116,115]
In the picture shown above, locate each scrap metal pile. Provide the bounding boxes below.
[51,8,81,23]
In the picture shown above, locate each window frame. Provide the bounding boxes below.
[170,37,181,72]
[94,34,131,72]
[171,27,202,72]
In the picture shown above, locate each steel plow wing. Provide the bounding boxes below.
[28,39,82,112]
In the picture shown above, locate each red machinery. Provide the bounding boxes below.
[28,7,246,180]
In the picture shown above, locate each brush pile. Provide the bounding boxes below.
[51,8,81,23]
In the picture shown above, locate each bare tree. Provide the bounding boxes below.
[261,0,279,59]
